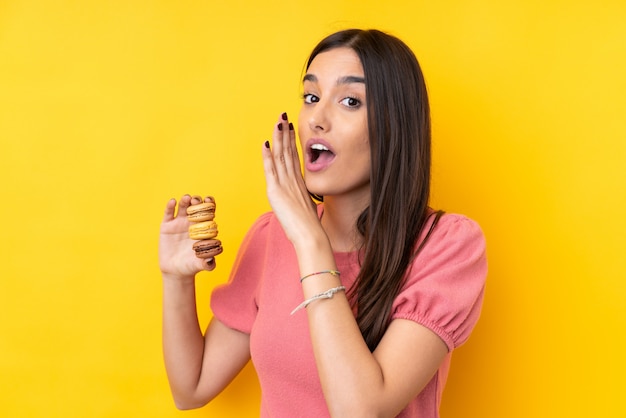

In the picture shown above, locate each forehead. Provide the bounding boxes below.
[305,47,364,79]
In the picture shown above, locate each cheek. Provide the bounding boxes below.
[359,133,371,176]
[355,138,371,177]
[358,127,370,157]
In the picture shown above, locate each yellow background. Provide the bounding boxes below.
[1,1,624,417]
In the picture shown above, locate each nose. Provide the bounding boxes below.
[307,100,329,132]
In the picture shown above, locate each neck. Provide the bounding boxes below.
[320,193,369,253]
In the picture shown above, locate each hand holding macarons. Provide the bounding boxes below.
[159,194,223,277]
[187,196,223,261]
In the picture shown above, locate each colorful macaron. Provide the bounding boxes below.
[188,220,218,240]
[192,239,223,259]
[186,197,216,222]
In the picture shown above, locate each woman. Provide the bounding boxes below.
[159,29,487,417]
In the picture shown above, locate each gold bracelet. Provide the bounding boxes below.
[299,269,340,283]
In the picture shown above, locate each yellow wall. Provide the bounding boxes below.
[1,1,624,417]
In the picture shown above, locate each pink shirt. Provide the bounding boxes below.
[211,205,487,417]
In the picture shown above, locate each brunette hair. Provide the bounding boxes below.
[306,29,443,351]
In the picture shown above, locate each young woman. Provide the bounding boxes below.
[159,29,487,417]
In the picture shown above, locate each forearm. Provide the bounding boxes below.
[162,274,207,408]
[294,237,390,417]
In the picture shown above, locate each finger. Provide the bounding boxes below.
[281,115,298,170]
[270,113,287,159]
[177,194,193,218]
[287,122,302,176]
[273,113,298,178]
[204,258,217,271]
[280,117,308,194]
[278,111,291,150]
[281,119,298,177]
[162,198,177,222]
[262,140,278,185]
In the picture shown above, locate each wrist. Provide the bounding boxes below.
[162,272,196,284]
[292,228,332,256]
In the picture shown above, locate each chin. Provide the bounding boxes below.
[303,180,327,198]
[306,187,326,198]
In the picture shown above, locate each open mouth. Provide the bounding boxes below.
[310,143,335,164]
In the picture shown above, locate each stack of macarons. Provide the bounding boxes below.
[187,196,223,260]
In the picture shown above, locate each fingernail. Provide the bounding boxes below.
[281,112,288,121]
[277,123,283,131]
[264,140,270,148]
[289,122,294,131]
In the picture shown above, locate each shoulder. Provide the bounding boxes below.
[250,210,274,230]
[392,212,487,350]
[411,211,487,284]
[417,213,486,262]
[237,210,294,256]
[423,212,486,257]
[244,210,282,239]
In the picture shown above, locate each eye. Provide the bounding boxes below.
[340,96,361,108]
[303,93,319,104]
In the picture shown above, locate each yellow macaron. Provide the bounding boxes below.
[188,220,218,240]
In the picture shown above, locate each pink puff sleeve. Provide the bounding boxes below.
[392,213,487,351]
[210,212,272,334]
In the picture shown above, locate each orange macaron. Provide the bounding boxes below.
[186,197,216,222]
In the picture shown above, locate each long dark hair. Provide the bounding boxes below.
[306,29,443,351]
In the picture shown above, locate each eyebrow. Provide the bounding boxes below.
[303,74,365,85]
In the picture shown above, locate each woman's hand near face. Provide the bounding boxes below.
[262,113,324,249]
[159,195,217,279]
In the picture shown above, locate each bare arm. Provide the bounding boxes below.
[159,196,250,409]
[262,116,448,417]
